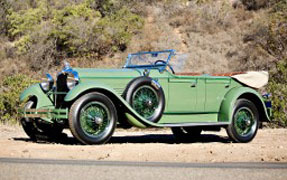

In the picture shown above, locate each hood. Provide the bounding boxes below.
[73,68,142,79]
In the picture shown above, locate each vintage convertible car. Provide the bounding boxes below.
[19,49,272,144]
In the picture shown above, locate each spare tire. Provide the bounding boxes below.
[124,76,165,123]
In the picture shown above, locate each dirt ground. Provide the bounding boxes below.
[0,125,286,163]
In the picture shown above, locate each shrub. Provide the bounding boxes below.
[265,0,287,127]
[240,0,269,10]
[268,60,287,127]
[0,0,10,36]
[5,0,144,70]
[51,3,143,57]
[0,74,37,124]
[266,0,287,60]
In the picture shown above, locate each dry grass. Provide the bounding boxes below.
[109,0,273,74]
[0,0,274,77]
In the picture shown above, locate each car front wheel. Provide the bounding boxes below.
[20,100,39,141]
[20,100,64,141]
[226,98,259,143]
[69,92,117,145]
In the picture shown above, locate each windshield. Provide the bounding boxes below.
[124,50,175,68]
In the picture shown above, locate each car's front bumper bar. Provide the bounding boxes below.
[19,108,68,119]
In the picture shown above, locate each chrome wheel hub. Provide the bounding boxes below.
[146,99,153,107]
[94,117,103,125]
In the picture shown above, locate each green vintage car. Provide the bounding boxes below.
[20,49,271,144]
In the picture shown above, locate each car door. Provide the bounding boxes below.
[205,77,231,112]
[167,75,205,113]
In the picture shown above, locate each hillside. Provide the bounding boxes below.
[0,0,286,126]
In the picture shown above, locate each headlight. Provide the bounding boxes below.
[40,74,54,92]
[66,74,79,90]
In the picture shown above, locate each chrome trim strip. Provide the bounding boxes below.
[159,122,230,127]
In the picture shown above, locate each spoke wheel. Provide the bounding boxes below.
[132,85,159,119]
[69,92,117,145]
[124,76,165,123]
[234,107,255,137]
[227,98,259,143]
[80,102,110,138]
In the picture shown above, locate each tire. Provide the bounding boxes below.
[124,76,165,123]
[69,92,117,145]
[171,127,202,142]
[20,101,38,141]
[226,98,259,143]
[20,100,64,141]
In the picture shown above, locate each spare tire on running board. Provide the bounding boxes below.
[124,76,165,123]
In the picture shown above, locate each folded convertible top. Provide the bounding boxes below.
[231,71,269,89]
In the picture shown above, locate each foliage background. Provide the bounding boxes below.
[0,0,286,126]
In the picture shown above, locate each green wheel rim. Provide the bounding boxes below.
[234,107,256,137]
[132,85,159,119]
[79,102,110,137]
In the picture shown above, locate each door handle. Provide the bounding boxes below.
[191,83,197,87]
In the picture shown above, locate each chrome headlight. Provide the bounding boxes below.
[40,74,54,92]
[66,74,79,90]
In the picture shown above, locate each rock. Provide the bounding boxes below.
[275,157,280,162]
[230,0,243,9]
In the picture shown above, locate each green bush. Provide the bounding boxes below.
[5,0,144,69]
[268,60,287,127]
[240,0,268,10]
[266,0,287,127]
[51,3,143,57]
[0,0,10,36]
[0,74,37,124]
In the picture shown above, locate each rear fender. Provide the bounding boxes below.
[218,87,270,123]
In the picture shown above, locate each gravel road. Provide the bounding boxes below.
[0,125,286,162]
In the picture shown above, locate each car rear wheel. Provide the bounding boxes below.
[124,77,165,123]
[69,92,117,145]
[171,127,202,142]
[226,98,259,143]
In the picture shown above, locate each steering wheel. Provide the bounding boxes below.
[154,60,175,74]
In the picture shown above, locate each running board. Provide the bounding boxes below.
[158,122,230,128]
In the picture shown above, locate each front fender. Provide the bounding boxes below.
[20,84,54,108]
[64,82,120,102]
[64,82,162,128]
[218,86,270,123]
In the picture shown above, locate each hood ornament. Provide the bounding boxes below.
[63,60,71,71]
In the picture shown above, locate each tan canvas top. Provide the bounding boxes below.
[231,71,269,89]
[175,71,269,89]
